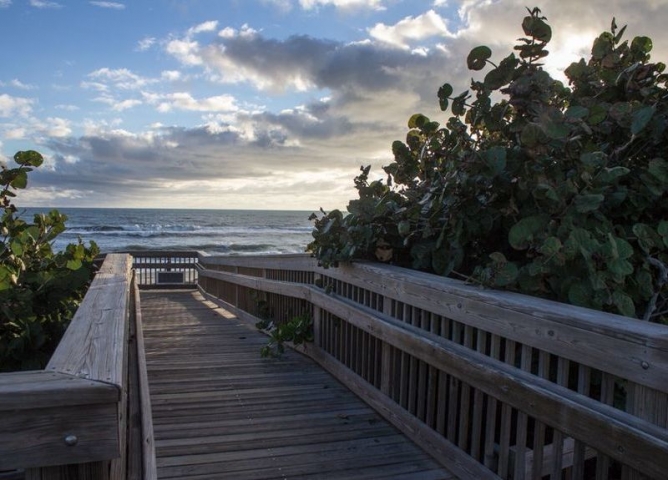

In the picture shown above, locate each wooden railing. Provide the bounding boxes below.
[0,254,156,480]
[127,250,198,288]
[197,253,668,480]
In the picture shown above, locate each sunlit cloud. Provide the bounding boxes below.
[0,94,34,117]
[90,1,125,9]
[299,0,386,11]
[87,68,155,89]
[144,92,239,113]
[368,10,454,49]
[29,0,62,8]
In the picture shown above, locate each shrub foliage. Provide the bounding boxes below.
[309,8,668,322]
[1,151,99,371]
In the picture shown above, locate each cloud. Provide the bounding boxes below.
[165,38,203,66]
[143,92,238,113]
[90,1,125,9]
[299,0,386,11]
[136,36,156,51]
[188,20,218,36]
[29,0,62,8]
[55,104,80,111]
[368,10,454,49]
[0,94,34,117]
[0,1,11,8]
[0,79,37,90]
[42,117,72,137]
[87,68,155,89]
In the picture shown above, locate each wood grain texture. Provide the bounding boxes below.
[1,402,119,470]
[199,256,668,393]
[47,253,132,387]
[199,269,668,479]
[141,290,456,480]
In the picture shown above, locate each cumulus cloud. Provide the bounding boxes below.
[143,92,238,113]
[368,10,454,49]
[11,1,668,209]
[90,1,125,9]
[0,94,34,117]
[188,20,218,36]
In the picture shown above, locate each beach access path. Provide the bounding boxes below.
[141,290,457,479]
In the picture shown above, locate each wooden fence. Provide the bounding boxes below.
[197,253,668,480]
[127,250,198,288]
[0,254,156,480]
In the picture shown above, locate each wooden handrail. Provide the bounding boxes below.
[0,254,134,476]
[197,254,668,480]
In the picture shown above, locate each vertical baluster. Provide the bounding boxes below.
[595,373,614,480]
[470,329,487,461]
[425,312,439,429]
[572,364,591,480]
[483,334,501,470]
[497,340,516,479]
[512,344,532,480]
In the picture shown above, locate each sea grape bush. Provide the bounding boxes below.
[1,151,99,371]
[309,8,668,322]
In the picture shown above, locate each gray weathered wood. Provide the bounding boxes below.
[143,290,455,479]
[3,254,134,477]
[47,253,132,386]
[198,267,668,479]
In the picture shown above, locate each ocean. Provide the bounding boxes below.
[19,208,315,255]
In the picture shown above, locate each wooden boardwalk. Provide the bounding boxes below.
[141,290,457,480]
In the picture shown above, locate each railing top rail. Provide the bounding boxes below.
[198,255,668,393]
[47,253,133,387]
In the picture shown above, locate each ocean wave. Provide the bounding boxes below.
[65,225,312,237]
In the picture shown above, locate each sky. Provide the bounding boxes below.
[1,0,667,211]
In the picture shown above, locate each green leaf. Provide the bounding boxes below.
[482,146,506,175]
[608,258,634,277]
[494,262,519,287]
[397,220,411,237]
[10,171,28,189]
[574,194,604,213]
[539,237,562,256]
[467,46,492,71]
[565,106,589,119]
[647,158,668,183]
[633,223,662,252]
[588,104,608,125]
[612,291,636,317]
[438,83,453,111]
[10,240,24,256]
[408,114,429,129]
[568,282,592,307]
[631,106,655,135]
[489,251,507,263]
[521,123,545,147]
[593,166,630,185]
[509,215,549,250]
[631,36,652,55]
[451,91,468,116]
[658,221,668,246]
[579,152,607,168]
[521,16,552,42]
[13,150,44,167]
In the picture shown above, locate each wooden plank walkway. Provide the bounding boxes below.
[141,290,457,480]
